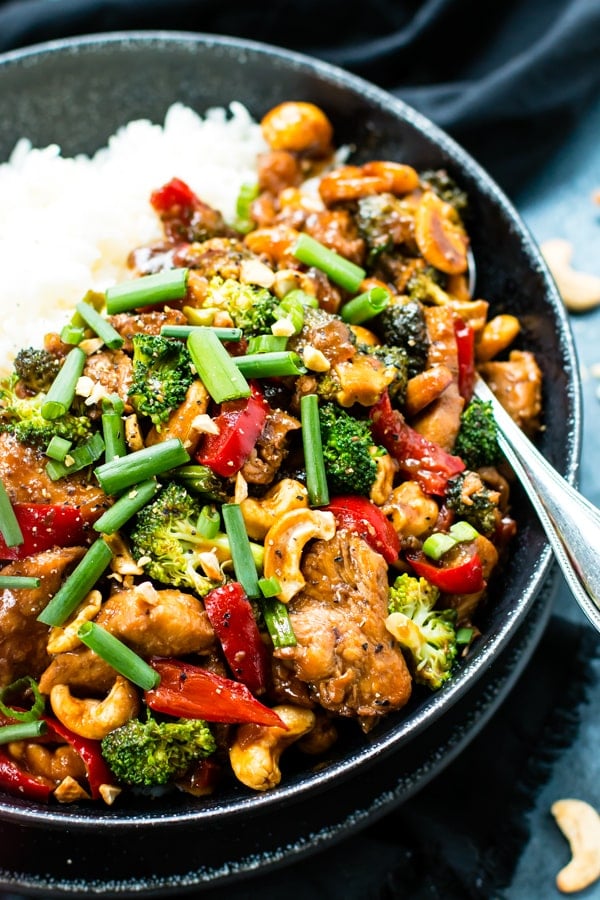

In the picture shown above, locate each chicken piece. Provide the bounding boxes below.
[0,433,109,520]
[257,150,303,195]
[107,309,187,353]
[39,647,117,695]
[478,350,542,435]
[275,532,412,730]
[95,585,215,657]
[0,547,85,686]
[82,349,133,408]
[304,209,366,266]
[290,307,356,367]
[240,408,301,486]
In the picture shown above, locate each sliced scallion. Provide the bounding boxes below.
[76,301,124,350]
[41,346,86,420]
[60,324,85,345]
[0,720,47,744]
[0,576,41,590]
[449,521,480,542]
[93,479,159,535]
[105,268,189,315]
[456,626,474,645]
[292,233,366,293]
[246,335,289,354]
[197,505,221,540]
[0,676,45,722]
[0,476,23,549]
[45,432,105,482]
[187,328,250,403]
[260,596,297,650]
[101,395,127,462]
[340,286,391,325]
[160,325,243,342]
[422,531,457,561]
[45,435,72,462]
[77,622,160,690]
[94,438,189,495]
[222,503,260,599]
[37,538,114,627]
[300,393,329,507]
[234,351,306,378]
[234,181,259,233]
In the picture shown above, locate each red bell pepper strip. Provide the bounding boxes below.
[203,582,269,695]
[0,504,94,561]
[0,750,53,801]
[145,657,285,728]
[454,318,475,402]
[370,391,465,496]
[406,549,485,594]
[323,495,400,564]
[41,716,115,801]
[196,382,268,478]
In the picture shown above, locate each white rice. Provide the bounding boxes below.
[0,101,268,373]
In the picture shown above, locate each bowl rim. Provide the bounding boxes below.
[0,29,583,830]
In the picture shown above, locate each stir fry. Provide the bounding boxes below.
[0,101,542,804]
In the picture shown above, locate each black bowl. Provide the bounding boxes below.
[0,31,581,897]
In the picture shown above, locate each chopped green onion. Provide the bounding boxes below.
[340,287,391,325]
[93,479,159,535]
[275,294,305,334]
[101,395,127,462]
[76,301,124,350]
[0,476,23,549]
[246,335,289,354]
[160,325,243,342]
[105,268,189,315]
[292,233,366,293]
[94,438,190,495]
[77,622,160,690]
[260,596,297,650]
[41,346,86,420]
[456,626,474,645]
[0,676,45,723]
[234,351,307,378]
[282,289,319,309]
[187,328,251,403]
[60,324,85,345]
[422,531,457,561]
[222,503,260,599]
[0,720,47,744]
[45,435,73,462]
[449,521,480,542]
[37,538,114,627]
[258,576,282,598]
[300,394,329,507]
[197,505,221,540]
[45,432,105,481]
[233,181,259,233]
[0,576,40,590]
[183,306,217,326]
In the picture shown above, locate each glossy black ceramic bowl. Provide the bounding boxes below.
[0,31,581,897]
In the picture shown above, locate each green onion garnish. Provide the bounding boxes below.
[0,676,45,723]
[300,393,329,507]
[60,324,85,345]
[197,505,221,540]
[422,532,457,561]
[258,576,282,598]
[246,335,289,354]
[456,626,474,645]
[41,346,86,420]
[234,351,307,378]
[340,286,391,325]
[76,300,124,350]
[37,538,114,627]
[292,233,366,293]
[449,521,480,542]
[282,289,319,309]
[160,325,243,342]
[275,294,305,334]
[0,576,40,590]
[77,622,160,690]
[93,479,159,535]
[105,268,189,315]
[101,395,127,462]
[187,328,251,403]
[0,476,23,549]
[94,439,190,495]
[45,435,72,462]
[45,432,105,482]
[260,596,297,650]
[222,503,261,599]
[234,181,259,233]
[0,720,47,744]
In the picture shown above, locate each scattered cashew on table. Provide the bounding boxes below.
[551,798,600,893]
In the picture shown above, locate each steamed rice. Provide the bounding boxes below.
[0,102,268,372]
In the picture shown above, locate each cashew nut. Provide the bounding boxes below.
[49,676,140,740]
[541,238,600,312]
[54,776,91,804]
[263,508,336,603]
[47,589,103,655]
[369,452,398,507]
[475,314,521,363]
[414,190,469,275]
[229,705,316,791]
[551,798,600,893]
[240,478,309,540]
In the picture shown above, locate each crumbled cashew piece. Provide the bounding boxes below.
[239,258,275,288]
[104,532,145,576]
[302,345,331,372]
[234,471,249,504]
[54,776,91,803]
[79,338,105,356]
[271,318,296,337]
[75,375,95,399]
[99,783,122,806]
[124,413,145,451]
[551,798,600,893]
[541,239,600,312]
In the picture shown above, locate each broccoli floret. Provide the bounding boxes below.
[101,715,216,787]
[372,299,429,379]
[387,573,457,690]
[170,464,230,503]
[0,375,93,449]
[445,470,500,536]
[356,193,416,263]
[406,268,449,304]
[128,334,194,427]
[454,398,501,470]
[420,169,468,213]
[13,347,60,394]
[129,482,262,595]
[359,343,409,404]
[206,277,279,335]
[318,402,380,496]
